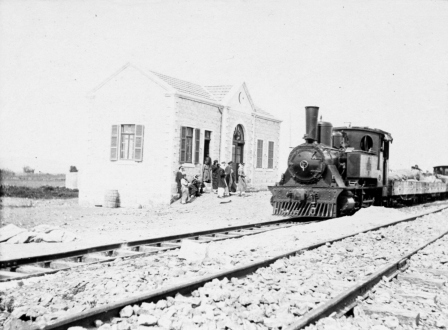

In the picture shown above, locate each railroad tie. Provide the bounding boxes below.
[49,261,80,269]
[83,254,114,263]
[395,289,436,303]
[414,267,448,278]
[0,270,28,280]
[14,265,53,274]
[397,273,446,289]
[138,245,172,253]
[356,305,420,327]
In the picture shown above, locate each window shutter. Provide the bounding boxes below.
[134,125,144,162]
[180,127,186,163]
[257,140,263,168]
[194,128,200,164]
[110,125,119,161]
[268,141,274,169]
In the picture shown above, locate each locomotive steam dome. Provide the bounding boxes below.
[288,145,326,183]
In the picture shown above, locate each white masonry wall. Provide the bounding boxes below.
[252,116,281,189]
[79,66,174,207]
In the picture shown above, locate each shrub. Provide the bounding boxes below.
[23,166,35,174]
[0,169,15,180]
[0,185,78,199]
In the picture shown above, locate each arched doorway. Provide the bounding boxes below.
[232,125,245,182]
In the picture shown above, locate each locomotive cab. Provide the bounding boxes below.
[332,126,392,189]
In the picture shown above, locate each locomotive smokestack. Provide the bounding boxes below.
[304,106,319,142]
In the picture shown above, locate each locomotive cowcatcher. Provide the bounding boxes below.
[269,106,392,218]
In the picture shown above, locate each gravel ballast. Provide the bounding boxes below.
[1,205,447,329]
[305,230,448,330]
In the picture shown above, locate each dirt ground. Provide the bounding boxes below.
[1,192,448,261]
[0,191,284,259]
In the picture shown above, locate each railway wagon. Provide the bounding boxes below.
[387,179,448,205]
[269,106,448,218]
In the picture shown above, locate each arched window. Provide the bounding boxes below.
[233,125,245,143]
[360,135,373,151]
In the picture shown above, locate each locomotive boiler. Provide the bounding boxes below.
[269,106,393,218]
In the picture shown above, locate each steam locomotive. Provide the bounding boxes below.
[268,106,448,218]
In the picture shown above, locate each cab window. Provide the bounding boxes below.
[360,135,373,151]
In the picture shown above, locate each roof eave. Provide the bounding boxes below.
[86,63,175,98]
[253,113,282,123]
[87,62,132,97]
[175,92,223,108]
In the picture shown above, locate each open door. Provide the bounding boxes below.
[232,125,245,182]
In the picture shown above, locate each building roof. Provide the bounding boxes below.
[254,106,275,118]
[90,63,280,121]
[150,71,216,102]
[204,85,234,102]
[153,72,279,121]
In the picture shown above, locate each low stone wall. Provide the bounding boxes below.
[65,172,78,189]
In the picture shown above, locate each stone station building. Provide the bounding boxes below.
[79,63,281,207]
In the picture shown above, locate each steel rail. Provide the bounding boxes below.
[32,205,448,330]
[0,218,313,282]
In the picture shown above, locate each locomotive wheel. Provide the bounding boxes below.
[337,191,356,217]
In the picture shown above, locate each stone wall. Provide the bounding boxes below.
[170,96,222,197]
[252,116,281,189]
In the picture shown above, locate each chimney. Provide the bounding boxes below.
[304,106,319,143]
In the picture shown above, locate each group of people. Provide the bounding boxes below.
[175,168,204,204]
[176,156,247,204]
[204,157,247,198]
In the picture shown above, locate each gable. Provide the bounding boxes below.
[225,85,255,115]
[89,64,170,98]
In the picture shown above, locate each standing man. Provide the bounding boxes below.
[225,161,233,196]
[218,162,227,198]
[202,157,212,193]
[175,166,184,198]
[237,163,247,196]
[180,173,190,204]
[211,160,219,194]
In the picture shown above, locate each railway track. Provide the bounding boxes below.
[0,218,308,282]
[287,222,448,330]
[5,205,444,330]
[305,229,448,329]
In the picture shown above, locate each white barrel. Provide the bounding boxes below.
[104,190,119,208]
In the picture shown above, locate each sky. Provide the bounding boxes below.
[0,0,447,174]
